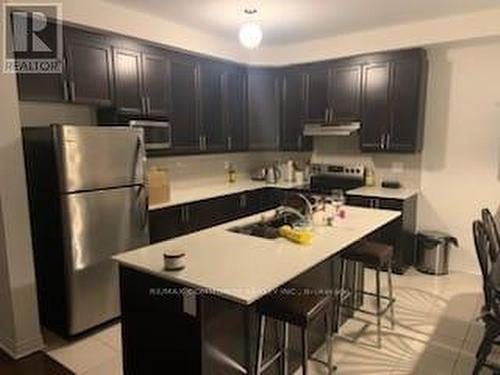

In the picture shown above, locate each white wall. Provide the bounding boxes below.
[247,8,500,65]
[418,40,500,274]
[0,0,44,357]
[8,0,248,63]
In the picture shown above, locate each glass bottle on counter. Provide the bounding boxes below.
[228,163,236,183]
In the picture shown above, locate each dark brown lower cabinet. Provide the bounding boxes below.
[149,188,285,244]
[347,194,417,274]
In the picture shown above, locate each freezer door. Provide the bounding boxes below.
[54,125,145,193]
[67,260,121,335]
[61,185,149,271]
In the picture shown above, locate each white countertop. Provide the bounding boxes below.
[346,186,419,200]
[148,179,306,211]
[114,206,400,305]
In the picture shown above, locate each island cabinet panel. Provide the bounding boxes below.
[64,28,114,106]
[119,267,202,375]
[119,254,364,374]
[347,194,417,274]
[247,69,281,151]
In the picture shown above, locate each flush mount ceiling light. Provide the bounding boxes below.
[239,8,263,49]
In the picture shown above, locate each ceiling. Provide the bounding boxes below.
[105,0,500,45]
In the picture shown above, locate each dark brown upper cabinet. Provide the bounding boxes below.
[303,59,362,124]
[141,52,170,117]
[281,69,312,151]
[360,50,427,153]
[247,69,281,151]
[199,60,226,152]
[388,56,427,152]
[169,54,200,153]
[113,44,170,117]
[360,62,391,151]
[223,68,247,152]
[64,28,114,106]
[16,21,66,102]
[303,66,330,123]
[330,63,362,121]
[113,47,143,114]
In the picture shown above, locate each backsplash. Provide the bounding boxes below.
[312,135,422,189]
[148,152,311,184]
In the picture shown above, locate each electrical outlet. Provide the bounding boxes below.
[391,162,404,174]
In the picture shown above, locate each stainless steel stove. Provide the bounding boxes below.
[309,163,365,194]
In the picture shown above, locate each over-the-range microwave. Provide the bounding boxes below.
[97,108,172,151]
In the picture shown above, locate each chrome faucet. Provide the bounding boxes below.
[276,193,314,227]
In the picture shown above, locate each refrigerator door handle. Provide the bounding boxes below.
[135,184,149,230]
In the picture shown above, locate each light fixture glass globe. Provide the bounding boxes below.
[239,22,263,49]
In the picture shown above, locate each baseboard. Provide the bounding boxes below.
[0,332,44,359]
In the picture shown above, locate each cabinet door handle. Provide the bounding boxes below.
[297,135,303,150]
[380,134,385,150]
[324,108,329,123]
[199,136,203,150]
[227,136,232,151]
[63,80,69,101]
[184,207,190,223]
[386,133,391,149]
[329,106,334,123]
[146,97,151,114]
[69,81,76,102]
[141,97,146,114]
[203,136,207,150]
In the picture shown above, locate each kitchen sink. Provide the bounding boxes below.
[228,213,301,239]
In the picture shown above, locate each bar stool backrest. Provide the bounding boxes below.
[473,220,498,316]
[482,208,500,263]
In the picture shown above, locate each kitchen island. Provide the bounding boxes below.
[115,206,400,374]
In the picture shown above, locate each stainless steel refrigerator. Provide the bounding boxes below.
[23,125,149,336]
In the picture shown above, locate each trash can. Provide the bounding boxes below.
[416,231,458,275]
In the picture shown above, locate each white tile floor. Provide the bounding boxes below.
[44,268,498,374]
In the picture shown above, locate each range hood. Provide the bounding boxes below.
[303,121,361,137]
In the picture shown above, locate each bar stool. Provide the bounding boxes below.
[334,241,395,348]
[255,289,335,375]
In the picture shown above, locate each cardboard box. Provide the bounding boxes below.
[147,167,170,206]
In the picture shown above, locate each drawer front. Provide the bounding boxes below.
[347,195,403,211]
